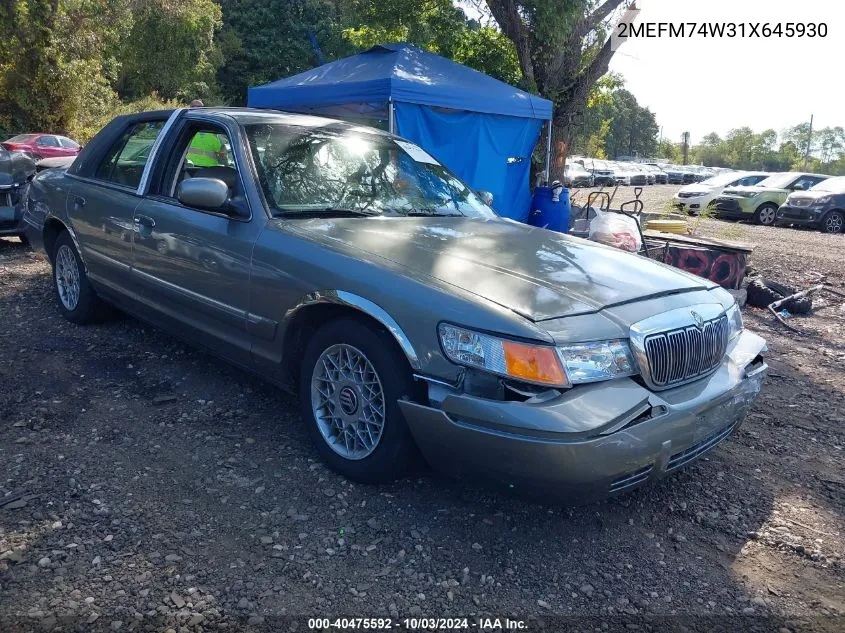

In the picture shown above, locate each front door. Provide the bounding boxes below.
[129,120,264,366]
[68,119,166,289]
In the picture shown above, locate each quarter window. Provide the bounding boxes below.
[94,121,164,189]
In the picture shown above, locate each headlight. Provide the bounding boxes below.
[438,324,569,387]
[557,340,638,384]
[438,324,640,388]
[812,195,831,206]
[726,303,743,341]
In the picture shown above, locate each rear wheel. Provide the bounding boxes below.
[52,231,108,324]
[753,203,778,226]
[299,319,421,483]
[821,210,844,234]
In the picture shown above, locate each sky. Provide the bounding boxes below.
[458,0,840,144]
[609,0,840,143]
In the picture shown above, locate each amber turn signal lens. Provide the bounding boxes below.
[502,341,568,386]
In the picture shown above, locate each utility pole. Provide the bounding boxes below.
[681,131,690,165]
[803,114,814,170]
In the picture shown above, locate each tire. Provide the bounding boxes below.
[299,318,421,484]
[746,277,812,314]
[753,203,778,226]
[18,234,31,250]
[821,210,844,234]
[51,231,109,324]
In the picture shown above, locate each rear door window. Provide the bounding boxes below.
[36,135,60,147]
[58,137,80,149]
[94,121,165,189]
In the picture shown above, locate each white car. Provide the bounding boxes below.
[673,171,769,214]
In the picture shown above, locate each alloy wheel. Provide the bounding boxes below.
[758,206,776,225]
[55,244,80,311]
[824,213,843,234]
[311,343,386,460]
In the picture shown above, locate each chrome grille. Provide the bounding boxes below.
[644,315,728,387]
[789,197,811,208]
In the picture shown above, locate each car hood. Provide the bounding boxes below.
[284,217,713,321]
[787,190,832,202]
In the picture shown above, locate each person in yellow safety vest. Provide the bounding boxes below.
[187,132,226,167]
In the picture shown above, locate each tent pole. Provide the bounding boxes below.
[544,119,552,185]
[388,99,395,134]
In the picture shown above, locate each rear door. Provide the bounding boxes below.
[34,135,62,158]
[129,115,265,366]
[68,118,166,290]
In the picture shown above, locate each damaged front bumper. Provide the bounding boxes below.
[401,330,767,502]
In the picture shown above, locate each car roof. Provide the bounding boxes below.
[190,107,391,136]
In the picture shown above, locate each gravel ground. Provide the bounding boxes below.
[1,185,844,632]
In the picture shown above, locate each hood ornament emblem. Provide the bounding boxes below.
[690,310,704,328]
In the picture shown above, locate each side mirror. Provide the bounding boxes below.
[477,190,494,206]
[792,183,806,191]
[177,177,229,210]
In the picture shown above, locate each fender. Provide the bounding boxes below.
[284,290,421,370]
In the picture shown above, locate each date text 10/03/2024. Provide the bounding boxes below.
[307,617,528,630]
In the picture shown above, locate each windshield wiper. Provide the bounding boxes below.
[273,207,379,219]
[404,210,464,217]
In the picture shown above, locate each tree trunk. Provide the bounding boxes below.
[549,114,572,183]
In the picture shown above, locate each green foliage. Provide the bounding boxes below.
[0,0,130,134]
[569,80,658,159]
[118,0,222,102]
[216,0,353,105]
[341,0,520,85]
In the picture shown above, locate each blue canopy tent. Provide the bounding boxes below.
[247,43,553,220]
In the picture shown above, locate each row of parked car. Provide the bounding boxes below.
[673,169,844,234]
[1,133,83,244]
[563,157,722,188]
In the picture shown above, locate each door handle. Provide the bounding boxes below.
[134,215,156,229]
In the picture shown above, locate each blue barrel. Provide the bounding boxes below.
[527,185,570,233]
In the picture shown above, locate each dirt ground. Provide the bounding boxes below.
[1,185,843,632]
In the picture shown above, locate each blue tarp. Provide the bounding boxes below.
[247,43,552,219]
[394,103,541,220]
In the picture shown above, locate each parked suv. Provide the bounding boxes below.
[776,176,845,234]
[709,172,831,225]
[673,171,768,215]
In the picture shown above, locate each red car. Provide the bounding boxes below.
[1,133,81,159]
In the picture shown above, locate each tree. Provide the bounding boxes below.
[816,126,845,166]
[216,0,353,105]
[0,0,131,137]
[118,0,222,102]
[482,0,634,176]
[340,0,521,85]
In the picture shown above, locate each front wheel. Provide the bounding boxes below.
[299,319,421,483]
[821,210,844,234]
[753,203,778,226]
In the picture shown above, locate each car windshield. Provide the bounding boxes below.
[701,172,749,187]
[755,173,801,189]
[245,124,497,219]
[810,176,845,193]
